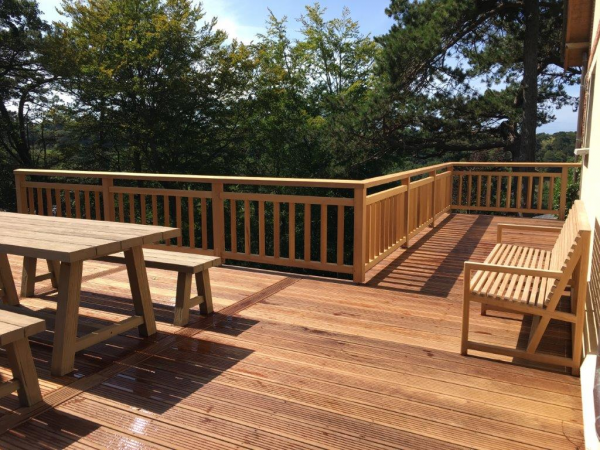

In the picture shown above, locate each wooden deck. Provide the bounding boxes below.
[0,213,584,449]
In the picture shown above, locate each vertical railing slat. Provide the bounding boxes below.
[337,205,344,266]
[289,203,295,261]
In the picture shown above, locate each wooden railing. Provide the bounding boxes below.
[12,162,579,283]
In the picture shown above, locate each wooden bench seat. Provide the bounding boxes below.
[461,200,591,375]
[0,310,44,406]
[472,244,554,308]
[97,249,221,326]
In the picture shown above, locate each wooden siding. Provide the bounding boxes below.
[0,213,584,449]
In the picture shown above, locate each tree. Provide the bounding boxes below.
[376,0,579,162]
[53,0,243,174]
[0,0,53,166]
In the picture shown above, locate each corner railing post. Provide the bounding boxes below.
[430,170,437,228]
[353,184,367,283]
[102,176,115,221]
[559,166,568,220]
[403,177,411,248]
[212,182,225,259]
[14,171,27,213]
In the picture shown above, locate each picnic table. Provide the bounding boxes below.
[0,212,180,376]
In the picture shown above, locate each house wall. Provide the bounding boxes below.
[579,3,600,447]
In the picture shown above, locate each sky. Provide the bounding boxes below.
[37,0,578,133]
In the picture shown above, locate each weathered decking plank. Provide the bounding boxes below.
[0,213,585,449]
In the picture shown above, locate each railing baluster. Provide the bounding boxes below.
[467,175,472,208]
[152,195,158,225]
[496,176,501,208]
[229,199,236,253]
[140,195,146,225]
[506,175,512,209]
[337,205,344,266]
[516,175,523,210]
[27,187,34,214]
[476,175,481,208]
[95,191,101,220]
[485,175,491,207]
[84,191,91,219]
[129,193,135,223]
[304,203,311,262]
[46,188,53,216]
[289,203,295,260]
[244,199,250,254]
[320,204,327,264]
[259,201,265,257]
[164,195,170,245]
[527,176,533,209]
[117,193,124,222]
[74,189,81,218]
[274,202,280,259]
[202,198,208,250]
[176,196,182,246]
[458,174,463,207]
[188,197,195,248]
[537,176,544,211]
[549,176,555,210]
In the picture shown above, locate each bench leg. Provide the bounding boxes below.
[52,261,83,376]
[124,246,156,337]
[196,270,214,315]
[480,304,487,316]
[6,339,42,406]
[0,254,19,306]
[173,272,193,327]
[461,269,471,356]
[21,257,37,297]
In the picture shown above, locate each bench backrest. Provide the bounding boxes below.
[546,200,591,303]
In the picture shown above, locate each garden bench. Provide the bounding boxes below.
[0,309,45,406]
[97,249,220,326]
[460,200,591,375]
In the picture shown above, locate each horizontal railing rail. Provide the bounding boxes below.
[13,161,580,283]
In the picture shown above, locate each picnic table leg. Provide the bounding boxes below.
[51,261,83,376]
[6,339,42,406]
[124,246,157,337]
[47,260,60,289]
[0,253,19,306]
[21,257,37,297]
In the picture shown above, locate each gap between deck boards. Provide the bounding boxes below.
[0,276,300,435]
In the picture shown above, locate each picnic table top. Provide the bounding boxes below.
[0,212,180,262]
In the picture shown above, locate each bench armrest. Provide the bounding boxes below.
[464,261,563,279]
[497,223,561,243]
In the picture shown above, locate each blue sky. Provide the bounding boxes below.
[37,0,578,133]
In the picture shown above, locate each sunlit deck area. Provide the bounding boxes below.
[0,213,584,449]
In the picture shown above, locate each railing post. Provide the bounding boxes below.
[352,185,367,283]
[430,170,437,228]
[403,177,411,248]
[212,182,225,259]
[558,166,568,220]
[102,176,115,221]
[14,171,27,213]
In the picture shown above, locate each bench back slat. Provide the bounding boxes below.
[546,200,591,303]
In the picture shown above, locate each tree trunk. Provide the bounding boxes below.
[519,0,539,162]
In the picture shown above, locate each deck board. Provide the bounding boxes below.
[0,213,585,448]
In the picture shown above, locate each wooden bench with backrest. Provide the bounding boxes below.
[460,200,591,375]
[21,249,220,327]
[0,310,45,406]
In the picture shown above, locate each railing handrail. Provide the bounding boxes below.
[13,169,364,189]
[15,161,580,190]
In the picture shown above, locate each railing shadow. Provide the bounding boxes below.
[367,214,492,297]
